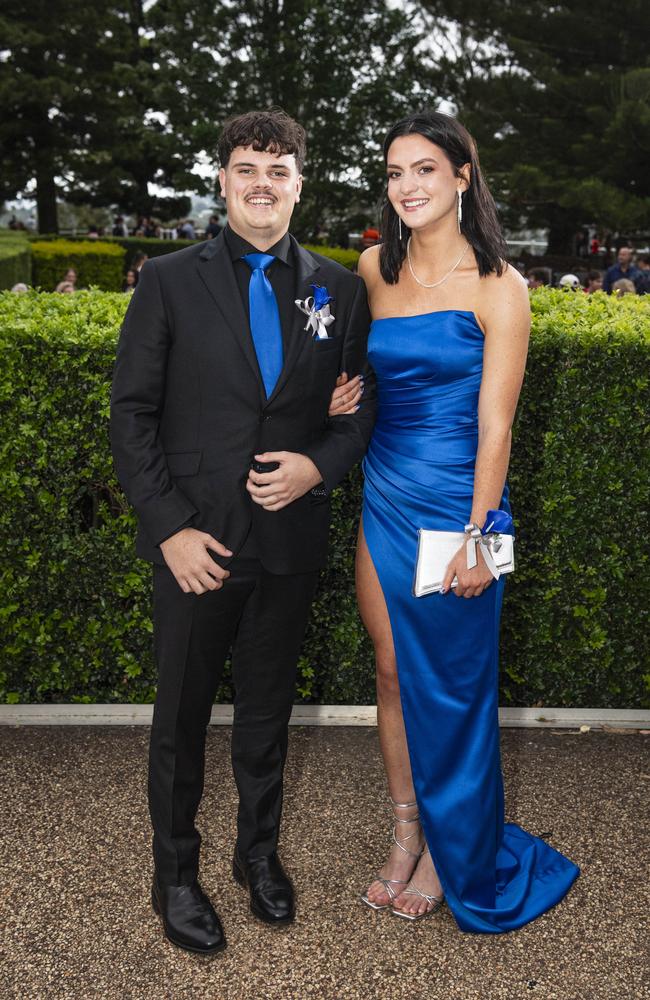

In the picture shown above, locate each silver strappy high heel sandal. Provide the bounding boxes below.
[360,797,423,911]
[390,845,445,921]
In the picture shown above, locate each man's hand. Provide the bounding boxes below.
[328,371,363,416]
[160,528,232,595]
[247,452,322,512]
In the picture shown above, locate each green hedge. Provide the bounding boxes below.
[28,235,359,271]
[304,245,360,271]
[30,234,198,262]
[0,232,32,290]
[0,288,647,706]
[31,240,126,292]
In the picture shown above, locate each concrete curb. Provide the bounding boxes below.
[0,704,647,729]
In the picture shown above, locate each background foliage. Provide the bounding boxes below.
[3,1,648,250]
[30,240,126,291]
[1,235,360,291]
[0,289,647,707]
[0,231,31,289]
[421,0,650,249]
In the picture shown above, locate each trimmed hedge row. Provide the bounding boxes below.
[0,232,32,290]
[31,240,126,292]
[30,233,198,263]
[27,235,360,274]
[0,288,647,706]
[304,245,359,271]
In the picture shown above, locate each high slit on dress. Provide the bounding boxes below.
[361,310,579,933]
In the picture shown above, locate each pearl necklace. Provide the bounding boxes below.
[406,237,470,289]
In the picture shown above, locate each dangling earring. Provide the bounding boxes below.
[398,215,403,240]
[457,190,463,234]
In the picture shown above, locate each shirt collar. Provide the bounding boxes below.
[224,224,292,266]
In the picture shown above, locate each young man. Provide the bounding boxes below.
[110,109,375,954]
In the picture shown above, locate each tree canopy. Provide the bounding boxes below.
[2,0,648,249]
[422,0,650,251]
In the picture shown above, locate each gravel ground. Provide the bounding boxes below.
[0,725,648,1000]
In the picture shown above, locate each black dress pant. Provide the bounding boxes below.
[148,555,318,885]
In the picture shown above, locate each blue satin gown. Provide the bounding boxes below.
[362,310,579,933]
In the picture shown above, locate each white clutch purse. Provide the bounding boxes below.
[413,523,515,598]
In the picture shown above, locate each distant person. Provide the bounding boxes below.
[113,216,128,237]
[585,270,603,293]
[131,252,148,272]
[55,268,78,293]
[558,273,581,291]
[526,267,549,289]
[612,278,636,297]
[602,246,640,294]
[178,219,197,239]
[11,282,28,293]
[123,268,139,293]
[144,218,159,238]
[360,224,380,250]
[589,234,600,256]
[56,282,75,294]
[634,254,650,295]
[87,226,100,240]
[204,214,222,239]
[574,230,588,258]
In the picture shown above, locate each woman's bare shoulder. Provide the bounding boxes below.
[357,244,382,286]
[478,262,530,319]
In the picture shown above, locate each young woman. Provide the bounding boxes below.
[330,111,578,932]
[122,268,139,293]
[55,268,78,293]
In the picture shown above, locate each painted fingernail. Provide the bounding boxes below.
[354,404,360,411]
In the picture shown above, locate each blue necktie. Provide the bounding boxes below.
[242,253,284,398]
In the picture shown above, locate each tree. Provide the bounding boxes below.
[0,2,203,232]
[0,3,132,231]
[421,0,650,252]
[147,0,442,240]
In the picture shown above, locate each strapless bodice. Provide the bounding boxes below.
[368,310,484,447]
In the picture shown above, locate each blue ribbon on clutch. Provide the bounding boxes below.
[482,509,514,536]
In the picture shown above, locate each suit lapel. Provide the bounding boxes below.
[196,232,320,409]
[196,233,265,400]
[265,237,320,407]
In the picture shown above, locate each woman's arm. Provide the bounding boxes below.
[327,246,379,416]
[470,266,530,527]
[442,266,530,597]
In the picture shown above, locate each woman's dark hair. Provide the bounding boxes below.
[379,110,506,284]
[218,108,307,172]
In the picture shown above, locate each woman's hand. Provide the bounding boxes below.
[441,540,494,598]
[328,372,363,416]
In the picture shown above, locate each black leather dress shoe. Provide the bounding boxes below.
[232,849,295,925]
[152,880,226,955]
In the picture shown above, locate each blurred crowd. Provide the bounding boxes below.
[525,246,650,297]
[7,223,650,298]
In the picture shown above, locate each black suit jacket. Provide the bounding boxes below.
[110,232,376,573]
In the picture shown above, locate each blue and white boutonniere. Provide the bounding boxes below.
[295,283,335,339]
